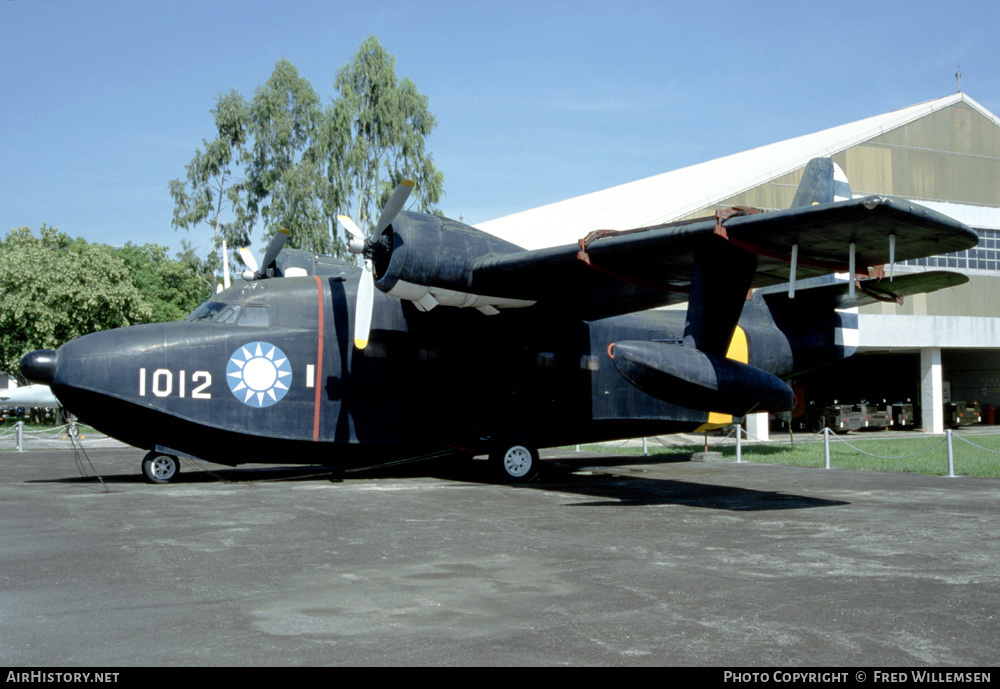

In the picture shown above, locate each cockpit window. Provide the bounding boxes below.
[216,305,242,324]
[186,301,243,324]
[187,301,226,321]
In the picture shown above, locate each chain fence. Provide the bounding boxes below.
[5,419,1000,478]
[0,422,127,452]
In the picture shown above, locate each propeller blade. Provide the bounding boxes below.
[373,180,415,235]
[258,228,290,277]
[238,247,259,273]
[349,181,414,348]
[339,215,366,255]
[338,215,363,240]
[354,259,375,350]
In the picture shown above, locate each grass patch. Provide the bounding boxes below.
[576,433,1000,478]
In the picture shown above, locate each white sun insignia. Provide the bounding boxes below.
[226,342,293,408]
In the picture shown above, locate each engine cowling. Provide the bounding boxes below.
[371,212,535,313]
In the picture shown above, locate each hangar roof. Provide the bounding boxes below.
[479,93,998,250]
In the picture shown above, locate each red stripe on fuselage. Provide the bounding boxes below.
[313,276,324,442]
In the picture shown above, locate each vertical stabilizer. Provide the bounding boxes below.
[790,158,852,207]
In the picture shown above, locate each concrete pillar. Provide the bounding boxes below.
[920,347,944,434]
[746,411,769,442]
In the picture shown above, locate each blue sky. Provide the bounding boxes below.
[3,0,999,258]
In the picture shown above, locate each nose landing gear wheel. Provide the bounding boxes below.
[142,452,180,484]
[490,438,540,483]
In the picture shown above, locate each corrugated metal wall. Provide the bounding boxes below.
[846,104,1000,204]
[715,104,1000,212]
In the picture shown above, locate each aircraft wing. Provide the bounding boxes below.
[0,384,61,408]
[470,196,979,320]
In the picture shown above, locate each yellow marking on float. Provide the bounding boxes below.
[694,326,748,432]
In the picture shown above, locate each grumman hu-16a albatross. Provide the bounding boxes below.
[21,159,977,483]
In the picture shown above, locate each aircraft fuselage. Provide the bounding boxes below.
[25,263,810,468]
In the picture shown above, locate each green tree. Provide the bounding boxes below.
[0,228,213,379]
[170,38,444,261]
[329,35,445,233]
[168,89,251,280]
[244,59,334,254]
[111,243,211,322]
[0,226,151,378]
[176,238,219,297]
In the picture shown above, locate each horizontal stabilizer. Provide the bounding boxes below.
[609,340,793,415]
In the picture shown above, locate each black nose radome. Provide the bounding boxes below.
[20,349,58,385]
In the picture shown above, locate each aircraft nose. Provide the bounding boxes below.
[20,349,58,385]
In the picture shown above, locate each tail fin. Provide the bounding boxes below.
[790,157,852,207]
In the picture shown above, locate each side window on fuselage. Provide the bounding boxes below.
[238,306,270,327]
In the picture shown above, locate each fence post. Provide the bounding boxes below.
[16,420,24,452]
[642,437,648,457]
[824,426,831,469]
[946,429,955,477]
[735,424,742,463]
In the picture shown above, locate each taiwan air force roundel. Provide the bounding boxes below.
[227,342,293,408]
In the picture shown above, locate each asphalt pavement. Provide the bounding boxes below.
[1,445,997,667]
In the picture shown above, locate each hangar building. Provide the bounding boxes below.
[479,93,1000,437]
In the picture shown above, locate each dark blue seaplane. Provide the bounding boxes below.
[21,159,977,483]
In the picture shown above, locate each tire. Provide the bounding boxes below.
[489,438,540,483]
[142,452,180,484]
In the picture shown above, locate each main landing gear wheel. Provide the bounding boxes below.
[142,452,180,484]
[489,438,540,483]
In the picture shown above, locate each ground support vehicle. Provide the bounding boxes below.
[945,401,981,428]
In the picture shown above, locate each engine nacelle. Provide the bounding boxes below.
[371,212,535,313]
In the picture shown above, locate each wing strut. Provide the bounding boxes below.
[683,237,758,357]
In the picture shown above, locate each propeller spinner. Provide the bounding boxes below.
[339,180,414,349]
